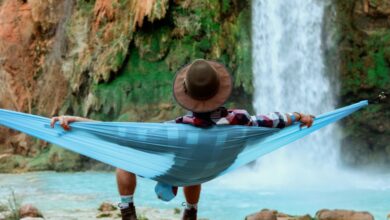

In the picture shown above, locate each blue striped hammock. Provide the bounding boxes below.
[0,101,367,198]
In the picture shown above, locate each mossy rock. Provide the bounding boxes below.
[27,150,51,171]
[47,146,83,171]
[134,27,172,62]
[27,0,254,172]
[335,0,390,167]
[0,154,27,172]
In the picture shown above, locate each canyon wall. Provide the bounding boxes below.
[0,0,252,172]
[334,0,390,168]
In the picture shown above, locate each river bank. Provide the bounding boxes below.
[0,172,389,220]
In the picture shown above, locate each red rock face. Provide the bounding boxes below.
[316,209,374,220]
[354,0,390,34]
[0,0,68,156]
[0,0,169,114]
[0,0,68,112]
[19,204,43,218]
[0,0,38,155]
[0,0,170,171]
[0,0,36,112]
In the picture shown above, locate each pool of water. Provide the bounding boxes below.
[0,171,389,219]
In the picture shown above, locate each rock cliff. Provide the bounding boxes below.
[0,0,252,172]
[334,0,390,167]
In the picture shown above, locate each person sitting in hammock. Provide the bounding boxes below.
[50,59,314,220]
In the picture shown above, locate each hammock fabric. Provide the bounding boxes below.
[0,101,367,187]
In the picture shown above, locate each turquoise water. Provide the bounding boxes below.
[0,171,389,219]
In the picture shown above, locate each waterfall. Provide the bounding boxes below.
[250,0,341,188]
[216,0,349,189]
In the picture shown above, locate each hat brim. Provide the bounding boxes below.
[173,60,233,113]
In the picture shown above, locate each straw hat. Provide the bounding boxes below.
[173,59,233,113]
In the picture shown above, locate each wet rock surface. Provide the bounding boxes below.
[0,0,252,173]
[93,202,186,220]
[19,204,44,218]
[334,0,390,168]
[316,209,374,220]
[246,208,375,220]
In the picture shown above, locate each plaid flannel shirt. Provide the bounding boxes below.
[175,107,288,128]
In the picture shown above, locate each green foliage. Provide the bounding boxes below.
[334,0,390,167]
[341,30,390,94]
[369,0,378,7]
[231,8,252,93]
[114,51,126,69]
[198,38,211,52]
[92,49,173,121]
[47,146,82,171]
[76,0,95,15]
[164,39,194,70]
[119,0,128,7]
[0,0,253,173]
[108,34,130,72]
[27,148,50,171]
[97,212,112,218]
[197,1,221,38]
[6,191,20,220]
[0,155,26,173]
[367,49,389,87]
[26,145,82,172]
[222,0,231,13]
[365,32,390,88]
[135,27,172,62]
[91,0,253,122]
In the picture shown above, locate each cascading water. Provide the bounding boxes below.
[250,0,341,188]
[252,0,339,185]
[217,0,350,189]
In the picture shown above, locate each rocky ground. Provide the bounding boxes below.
[246,209,376,220]
[0,202,382,220]
[0,202,201,220]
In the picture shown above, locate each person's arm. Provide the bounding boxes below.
[50,116,95,131]
[254,112,315,128]
[290,112,315,128]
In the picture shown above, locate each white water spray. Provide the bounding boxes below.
[213,0,390,191]
[216,0,346,189]
[249,0,342,188]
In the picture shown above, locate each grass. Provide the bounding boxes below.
[0,189,22,220]
[137,214,149,220]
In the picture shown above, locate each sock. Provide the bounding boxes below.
[119,195,134,209]
[185,202,198,210]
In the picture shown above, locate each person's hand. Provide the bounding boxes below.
[50,116,79,131]
[296,113,315,128]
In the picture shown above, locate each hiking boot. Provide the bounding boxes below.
[119,203,137,220]
[182,208,197,220]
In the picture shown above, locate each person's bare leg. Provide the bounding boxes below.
[116,168,137,196]
[182,184,201,219]
[116,168,137,220]
[183,184,201,204]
